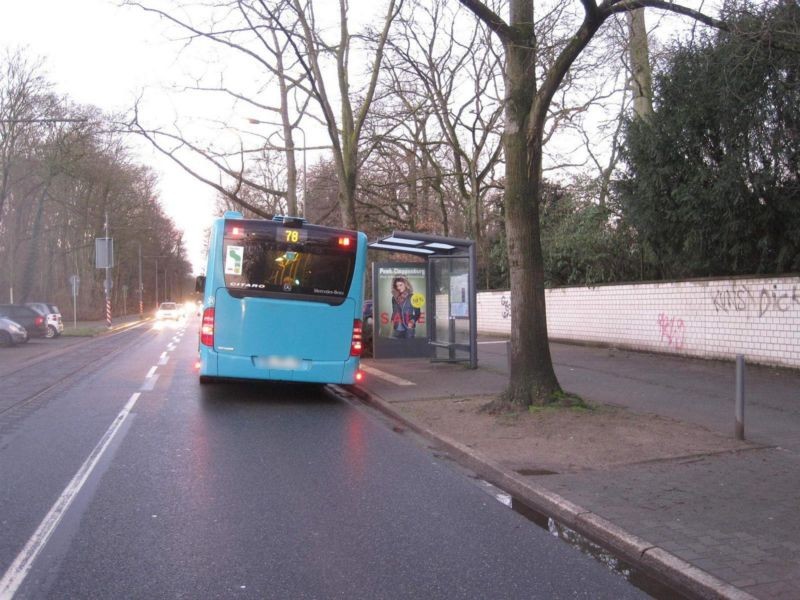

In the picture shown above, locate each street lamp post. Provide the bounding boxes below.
[246,117,307,217]
[143,255,168,309]
[138,243,143,316]
[296,126,307,218]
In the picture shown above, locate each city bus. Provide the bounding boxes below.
[195,212,367,385]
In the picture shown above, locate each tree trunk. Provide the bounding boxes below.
[627,9,654,119]
[338,145,358,229]
[501,1,562,407]
[20,186,49,301]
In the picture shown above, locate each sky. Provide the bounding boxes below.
[1,0,221,274]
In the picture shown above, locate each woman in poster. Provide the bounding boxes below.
[390,276,421,338]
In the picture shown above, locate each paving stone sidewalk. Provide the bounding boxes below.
[540,447,800,599]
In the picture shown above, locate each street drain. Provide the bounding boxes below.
[515,468,558,476]
[510,498,689,600]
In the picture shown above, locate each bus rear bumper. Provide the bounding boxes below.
[199,349,359,385]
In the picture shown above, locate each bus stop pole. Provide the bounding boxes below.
[468,241,478,369]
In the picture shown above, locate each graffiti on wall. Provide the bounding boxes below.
[500,294,511,319]
[657,313,686,350]
[712,283,800,318]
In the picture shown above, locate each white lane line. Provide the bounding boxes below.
[140,375,159,392]
[360,365,416,386]
[0,393,141,599]
[145,366,157,379]
[166,344,176,352]
[158,355,169,366]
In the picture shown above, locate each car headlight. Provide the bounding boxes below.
[10,324,24,334]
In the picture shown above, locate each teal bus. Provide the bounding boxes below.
[196,212,367,385]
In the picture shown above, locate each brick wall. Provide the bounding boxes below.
[477,276,800,369]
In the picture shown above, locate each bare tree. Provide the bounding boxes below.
[124,0,311,216]
[0,49,48,228]
[382,0,505,268]
[458,0,727,408]
[264,0,403,228]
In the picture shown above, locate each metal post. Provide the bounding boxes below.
[72,278,77,329]
[138,243,143,316]
[297,126,307,217]
[104,211,112,328]
[154,257,159,308]
[468,241,478,369]
[735,355,746,440]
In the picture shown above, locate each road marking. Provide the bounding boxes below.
[360,365,416,386]
[145,366,157,378]
[158,355,169,366]
[140,374,159,392]
[167,344,176,351]
[0,393,141,599]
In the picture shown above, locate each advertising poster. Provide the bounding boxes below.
[372,263,430,359]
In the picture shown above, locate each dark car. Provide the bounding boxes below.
[0,317,28,346]
[0,305,48,338]
[25,302,64,338]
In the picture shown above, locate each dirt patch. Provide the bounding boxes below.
[391,395,753,474]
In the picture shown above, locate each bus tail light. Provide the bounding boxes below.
[355,370,365,383]
[350,319,363,357]
[200,308,215,346]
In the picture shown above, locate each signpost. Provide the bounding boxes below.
[69,275,79,329]
[96,213,114,328]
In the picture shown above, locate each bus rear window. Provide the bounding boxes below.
[222,223,356,303]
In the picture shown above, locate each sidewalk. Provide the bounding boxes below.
[352,341,800,600]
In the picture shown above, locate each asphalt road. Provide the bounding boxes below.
[1,318,645,599]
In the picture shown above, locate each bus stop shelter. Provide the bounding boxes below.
[369,231,478,369]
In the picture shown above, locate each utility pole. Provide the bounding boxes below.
[155,257,159,308]
[138,242,143,316]
[296,126,307,217]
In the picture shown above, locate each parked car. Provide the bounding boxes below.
[0,317,28,347]
[25,302,64,338]
[0,305,48,338]
[156,302,181,320]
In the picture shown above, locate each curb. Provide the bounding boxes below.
[337,384,759,600]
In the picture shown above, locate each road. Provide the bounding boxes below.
[1,318,646,599]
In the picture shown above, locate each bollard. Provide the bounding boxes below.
[735,355,745,440]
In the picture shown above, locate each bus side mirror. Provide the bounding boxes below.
[195,275,206,293]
